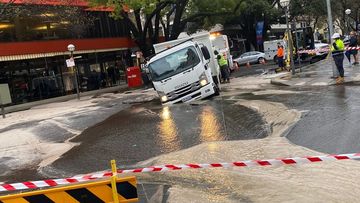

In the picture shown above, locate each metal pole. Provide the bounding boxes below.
[295,24,301,66]
[327,0,334,41]
[71,51,80,100]
[347,15,349,35]
[0,95,5,118]
[327,0,338,78]
[1,105,4,119]
[285,8,295,75]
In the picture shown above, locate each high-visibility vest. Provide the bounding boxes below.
[331,39,344,56]
[218,54,228,67]
[277,47,284,58]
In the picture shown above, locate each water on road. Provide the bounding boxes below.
[45,99,269,176]
[3,75,360,202]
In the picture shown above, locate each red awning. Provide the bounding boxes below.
[0,37,136,60]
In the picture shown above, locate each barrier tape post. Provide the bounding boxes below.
[111,160,120,203]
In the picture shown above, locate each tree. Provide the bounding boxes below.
[225,0,280,51]
[289,0,327,32]
[89,0,237,56]
[331,0,360,34]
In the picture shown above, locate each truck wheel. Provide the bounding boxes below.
[213,84,220,96]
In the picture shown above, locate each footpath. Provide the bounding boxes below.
[271,58,360,86]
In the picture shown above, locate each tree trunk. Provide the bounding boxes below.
[153,11,161,44]
[170,0,188,40]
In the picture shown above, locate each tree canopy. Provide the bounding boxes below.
[89,0,238,56]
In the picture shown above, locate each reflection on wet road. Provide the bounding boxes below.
[158,107,181,153]
[199,106,223,142]
[46,99,268,176]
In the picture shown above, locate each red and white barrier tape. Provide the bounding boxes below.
[298,46,360,54]
[1,153,360,192]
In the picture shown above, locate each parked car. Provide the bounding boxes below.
[314,41,329,56]
[233,51,266,65]
[305,42,329,64]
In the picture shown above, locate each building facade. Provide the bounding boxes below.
[0,0,136,105]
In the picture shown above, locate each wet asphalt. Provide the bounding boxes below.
[234,85,360,154]
[3,65,360,201]
[44,99,269,177]
[40,83,360,178]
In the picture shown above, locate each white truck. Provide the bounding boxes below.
[146,32,221,105]
[264,39,286,62]
[210,34,233,70]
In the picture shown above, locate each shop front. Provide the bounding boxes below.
[0,49,133,105]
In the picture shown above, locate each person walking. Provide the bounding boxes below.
[349,31,359,65]
[277,43,285,71]
[331,33,345,84]
[214,50,230,83]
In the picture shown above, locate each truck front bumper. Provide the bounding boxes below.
[162,83,215,105]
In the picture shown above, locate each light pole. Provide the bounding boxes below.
[67,44,80,100]
[280,0,295,75]
[326,0,338,78]
[326,0,334,42]
[345,9,352,35]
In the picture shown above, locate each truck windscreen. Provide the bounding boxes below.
[148,46,200,81]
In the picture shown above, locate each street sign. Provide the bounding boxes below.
[66,58,75,68]
[0,177,138,203]
[0,84,11,118]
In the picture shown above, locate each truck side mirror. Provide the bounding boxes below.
[201,46,211,60]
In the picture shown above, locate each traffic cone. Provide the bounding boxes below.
[246,61,251,68]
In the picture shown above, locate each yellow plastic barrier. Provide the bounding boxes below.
[0,177,138,203]
[0,160,138,203]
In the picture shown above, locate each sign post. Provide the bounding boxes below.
[0,84,12,119]
[66,57,80,100]
[1,100,4,119]
[67,44,80,100]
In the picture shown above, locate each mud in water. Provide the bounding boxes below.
[132,98,360,202]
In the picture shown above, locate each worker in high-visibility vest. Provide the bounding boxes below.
[214,50,230,83]
[277,42,285,70]
[331,33,345,84]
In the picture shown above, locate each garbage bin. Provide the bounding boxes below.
[127,66,143,88]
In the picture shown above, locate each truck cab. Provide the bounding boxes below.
[147,40,218,105]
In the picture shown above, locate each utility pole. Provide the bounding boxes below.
[326,0,338,77]
[285,8,296,75]
[326,0,334,40]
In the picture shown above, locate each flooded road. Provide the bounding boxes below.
[45,99,269,176]
[3,75,360,202]
[40,83,360,202]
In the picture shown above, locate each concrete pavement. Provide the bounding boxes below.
[271,58,360,86]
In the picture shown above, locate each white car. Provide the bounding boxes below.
[233,51,266,65]
[314,42,329,56]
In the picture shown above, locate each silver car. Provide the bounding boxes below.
[234,51,266,65]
